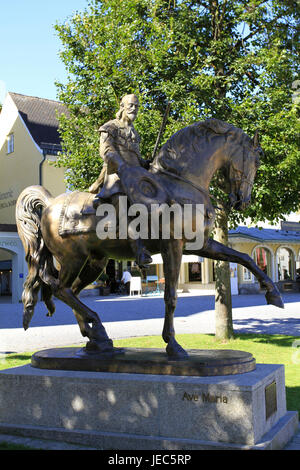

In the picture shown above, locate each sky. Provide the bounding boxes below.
[0,0,89,104]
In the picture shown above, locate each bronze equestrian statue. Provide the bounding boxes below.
[89,94,153,268]
[16,111,284,359]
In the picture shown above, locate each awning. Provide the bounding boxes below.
[151,254,203,264]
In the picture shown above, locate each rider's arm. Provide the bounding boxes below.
[99,130,125,173]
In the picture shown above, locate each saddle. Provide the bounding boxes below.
[58,192,97,237]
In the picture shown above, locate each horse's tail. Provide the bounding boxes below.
[16,185,58,330]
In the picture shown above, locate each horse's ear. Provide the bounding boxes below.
[253,130,260,147]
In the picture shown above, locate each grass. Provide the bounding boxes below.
[0,353,32,370]
[0,333,299,449]
[0,441,37,450]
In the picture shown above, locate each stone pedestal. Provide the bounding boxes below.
[0,363,297,450]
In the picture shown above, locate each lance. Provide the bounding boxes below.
[151,101,171,161]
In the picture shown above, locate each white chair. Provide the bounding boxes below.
[130,276,142,296]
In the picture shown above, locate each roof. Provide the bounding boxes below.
[229,226,300,243]
[9,92,67,154]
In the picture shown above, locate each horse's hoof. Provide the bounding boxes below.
[166,338,189,360]
[76,345,125,358]
[136,249,153,269]
[265,289,284,309]
[85,338,115,354]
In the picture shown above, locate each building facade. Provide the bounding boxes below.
[0,92,66,302]
[229,223,300,294]
[145,222,300,295]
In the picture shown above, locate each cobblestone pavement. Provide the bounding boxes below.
[0,291,299,353]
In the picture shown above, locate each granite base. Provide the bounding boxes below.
[0,363,297,450]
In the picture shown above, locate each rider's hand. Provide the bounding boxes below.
[89,181,100,193]
[139,158,151,170]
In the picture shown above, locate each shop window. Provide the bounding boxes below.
[254,247,272,278]
[0,268,12,295]
[296,253,300,281]
[243,267,252,281]
[277,247,295,280]
[188,262,202,282]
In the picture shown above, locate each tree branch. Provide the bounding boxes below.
[232,10,289,52]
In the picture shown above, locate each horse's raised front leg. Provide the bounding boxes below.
[161,239,188,359]
[187,238,284,308]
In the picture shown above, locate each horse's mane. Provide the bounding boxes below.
[152,118,253,174]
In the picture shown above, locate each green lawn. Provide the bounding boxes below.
[0,333,299,434]
[0,441,37,450]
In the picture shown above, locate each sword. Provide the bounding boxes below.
[151,101,171,161]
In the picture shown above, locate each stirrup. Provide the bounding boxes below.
[92,193,105,209]
[136,250,153,269]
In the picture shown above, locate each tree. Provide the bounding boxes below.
[55,0,300,339]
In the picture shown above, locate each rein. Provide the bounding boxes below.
[157,167,211,198]
[156,167,223,210]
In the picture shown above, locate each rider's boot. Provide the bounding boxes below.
[93,192,104,210]
[129,239,152,269]
[93,193,152,269]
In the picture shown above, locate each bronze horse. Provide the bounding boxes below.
[16,119,283,359]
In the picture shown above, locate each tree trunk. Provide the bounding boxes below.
[214,204,234,340]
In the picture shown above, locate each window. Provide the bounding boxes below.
[7,134,14,154]
[254,247,272,277]
[188,262,202,282]
[243,267,252,281]
[277,247,295,280]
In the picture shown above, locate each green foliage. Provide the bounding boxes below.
[54,0,300,222]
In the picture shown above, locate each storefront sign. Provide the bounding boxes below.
[0,189,16,211]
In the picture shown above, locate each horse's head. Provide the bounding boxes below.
[152,119,262,212]
[228,130,262,211]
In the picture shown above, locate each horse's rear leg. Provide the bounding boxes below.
[161,239,188,359]
[70,257,109,341]
[42,283,56,318]
[71,257,108,297]
[53,258,114,353]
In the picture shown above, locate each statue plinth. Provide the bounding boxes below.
[0,363,297,449]
[31,347,256,376]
